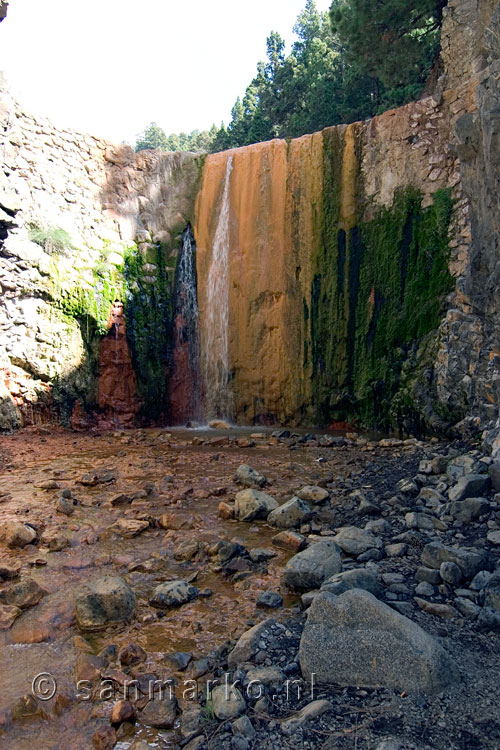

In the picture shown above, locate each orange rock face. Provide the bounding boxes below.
[194,135,323,424]
[97,301,140,428]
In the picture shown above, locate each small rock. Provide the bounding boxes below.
[272,530,306,552]
[321,568,381,597]
[110,700,136,725]
[234,489,278,521]
[487,530,500,545]
[256,591,283,609]
[415,582,434,597]
[2,522,37,548]
[386,543,408,557]
[232,715,255,738]
[234,464,267,488]
[163,651,192,671]
[211,684,245,720]
[139,696,177,727]
[0,578,46,609]
[283,540,342,591]
[440,561,463,586]
[267,497,312,529]
[92,725,117,750]
[281,699,332,736]
[334,526,382,556]
[228,619,274,668]
[0,604,22,629]
[414,598,458,619]
[150,580,198,608]
[56,496,74,516]
[448,474,490,502]
[405,512,434,531]
[297,486,329,503]
[118,643,146,666]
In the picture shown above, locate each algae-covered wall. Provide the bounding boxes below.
[0,73,204,428]
[194,89,471,431]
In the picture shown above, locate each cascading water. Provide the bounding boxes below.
[201,155,234,420]
[169,224,201,422]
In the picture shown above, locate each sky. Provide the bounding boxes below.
[0,0,332,145]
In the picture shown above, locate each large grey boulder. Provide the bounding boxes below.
[299,590,458,694]
[283,541,342,591]
[234,489,278,521]
[267,497,312,529]
[449,497,489,522]
[333,526,383,556]
[74,576,136,631]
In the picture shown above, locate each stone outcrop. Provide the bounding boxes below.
[0,72,203,428]
[96,300,140,428]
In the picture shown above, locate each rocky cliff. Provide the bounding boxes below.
[0,0,499,438]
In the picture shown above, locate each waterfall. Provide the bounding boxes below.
[169,224,200,422]
[202,154,234,420]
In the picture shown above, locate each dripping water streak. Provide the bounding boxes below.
[202,155,234,420]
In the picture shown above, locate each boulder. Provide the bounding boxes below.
[139,696,177,728]
[150,580,198,608]
[321,568,381,597]
[256,591,282,608]
[272,530,306,552]
[2,521,37,548]
[211,684,245,720]
[228,619,274,668]
[484,569,500,611]
[74,576,136,631]
[421,542,488,579]
[449,497,489,522]
[267,497,312,529]
[299,590,458,694]
[333,526,383,556]
[488,462,500,492]
[448,474,490,502]
[234,464,267,488]
[297,486,329,503]
[234,489,278,521]
[283,541,342,591]
[0,578,46,609]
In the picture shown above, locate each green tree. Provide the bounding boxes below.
[135,122,169,152]
[329,0,445,90]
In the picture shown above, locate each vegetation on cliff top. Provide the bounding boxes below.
[135,0,444,154]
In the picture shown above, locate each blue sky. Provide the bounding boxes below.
[0,0,332,144]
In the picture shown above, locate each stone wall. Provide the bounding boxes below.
[0,75,203,428]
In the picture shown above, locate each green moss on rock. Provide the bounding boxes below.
[311,185,454,432]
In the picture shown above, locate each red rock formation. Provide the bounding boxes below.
[97,301,140,428]
[169,309,200,424]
